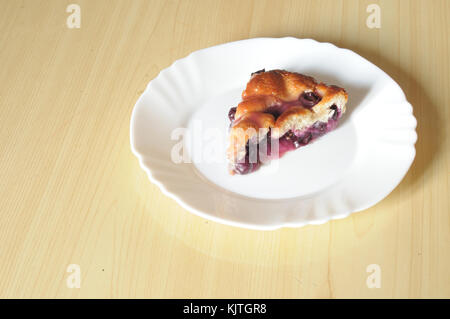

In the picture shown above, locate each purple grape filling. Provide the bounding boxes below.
[233,133,271,175]
[329,105,338,120]
[232,105,342,174]
[234,152,261,175]
[299,91,321,108]
[228,107,237,122]
[278,107,341,156]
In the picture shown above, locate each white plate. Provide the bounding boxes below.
[130,37,417,230]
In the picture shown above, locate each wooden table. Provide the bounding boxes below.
[0,0,448,298]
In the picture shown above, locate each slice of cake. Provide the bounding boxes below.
[227,69,348,174]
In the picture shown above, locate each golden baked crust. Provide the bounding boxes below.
[227,69,348,169]
[242,70,317,101]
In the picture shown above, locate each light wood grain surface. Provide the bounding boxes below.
[0,0,449,298]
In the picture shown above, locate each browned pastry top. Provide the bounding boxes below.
[242,70,317,101]
[234,70,346,121]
